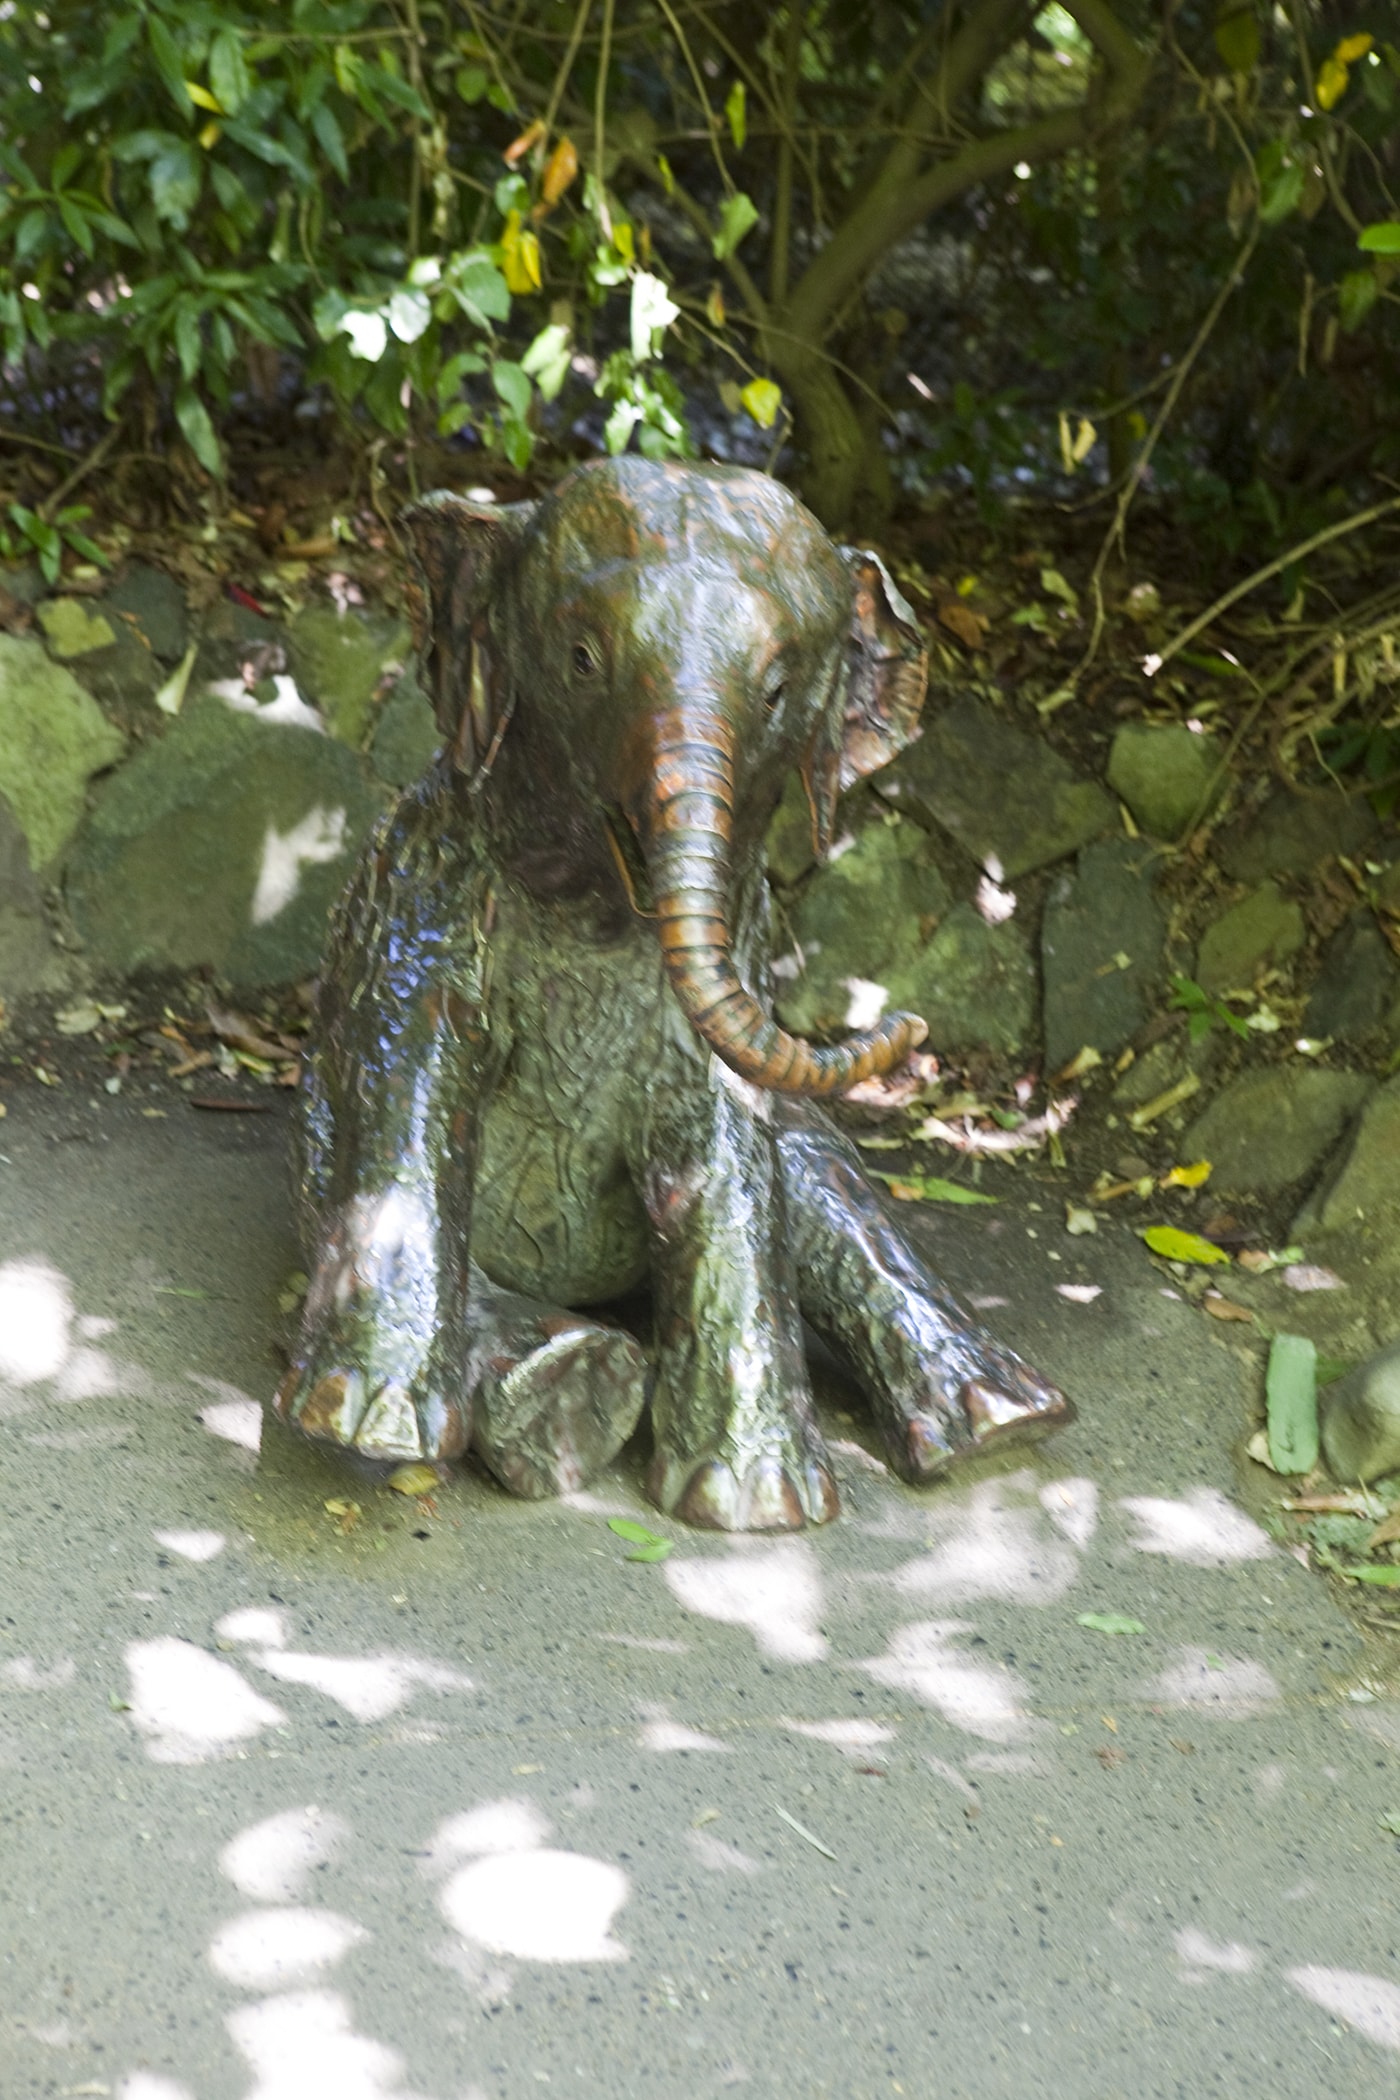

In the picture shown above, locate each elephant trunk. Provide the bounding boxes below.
[639,710,927,1098]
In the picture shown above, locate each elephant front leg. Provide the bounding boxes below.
[275,1029,479,1468]
[635,1074,839,1532]
[777,1106,1073,1482]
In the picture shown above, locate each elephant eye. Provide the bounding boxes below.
[571,638,602,678]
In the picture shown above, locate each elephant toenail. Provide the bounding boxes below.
[741,1459,807,1531]
[675,1458,742,1530]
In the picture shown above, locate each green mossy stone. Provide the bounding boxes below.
[773,816,950,1040]
[287,603,412,749]
[885,902,1037,1056]
[1106,722,1225,842]
[369,671,441,788]
[1196,880,1306,993]
[66,693,383,986]
[36,598,117,658]
[0,634,126,871]
[1182,1066,1373,1197]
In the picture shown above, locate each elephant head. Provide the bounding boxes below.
[403,457,929,1097]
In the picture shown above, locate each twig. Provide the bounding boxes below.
[775,1803,836,1860]
[593,0,615,237]
[39,423,122,521]
[0,429,83,461]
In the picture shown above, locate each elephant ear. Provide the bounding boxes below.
[801,548,928,855]
[400,490,537,776]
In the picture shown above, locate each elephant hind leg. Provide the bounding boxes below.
[776,1107,1073,1482]
[467,1267,650,1499]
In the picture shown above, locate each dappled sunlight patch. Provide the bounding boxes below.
[250,1646,473,1722]
[118,2075,196,2100]
[251,804,348,926]
[782,1717,895,1757]
[1121,1487,1273,1566]
[0,1258,72,1382]
[843,977,889,1030]
[226,1987,436,2100]
[209,1908,367,1990]
[425,1797,629,1964]
[638,1704,730,1753]
[3,1654,76,1690]
[197,1397,264,1455]
[221,1805,350,1902]
[890,1473,1079,1606]
[663,1537,828,1663]
[1174,1927,1258,1983]
[217,1605,289,1647]
[125,1637,284,1763]
[154,1528,226,1562]
[1287,1966,1400,2050]
[966,1748,1053,1777]
[861,1620,1033,1742]
[1141,1646,1280,1718]
[595,1630,688,1654]
[1038,1476,1099,1549]
[687,1828,762,1875]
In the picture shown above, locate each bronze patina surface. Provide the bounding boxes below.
[276,457,1070,1528]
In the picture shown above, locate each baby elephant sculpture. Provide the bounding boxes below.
[276,457,1070,1529]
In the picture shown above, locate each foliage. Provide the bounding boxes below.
[0,500,109,584]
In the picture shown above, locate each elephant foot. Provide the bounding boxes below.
[890,1358,1074,1485]
[274,1363,470,1466]
[648,1444,840,1532]
[471,1319,650,1500]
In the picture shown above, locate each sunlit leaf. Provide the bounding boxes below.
[1140,1226,1231,1264]
[712,191,759,260]
[491,359,531,420]
[499,211,542,293]
[1260,160,1304,223]
[387,1463,439,1497]
[503,118,546,167]
[540,136,578,208]
[872,1172,998,1206]
[1337,32,1374,62]
[174,385,222,475]
[724,80,747,150]
[740,377,781,429]
[209,29,251,116]
[630,270,679,360]
[705,284,726,327]
[1076,1613,1145,1635]
[186,81,222,112]
[1163,1160,1211,1189]
[607,1516,673,1562]
[521,321,571,399]
[1339,268,1379,331]
[1358,220,1400,254]
[1266,1332,1318,1475]
[387,287,431,343]
[1346,1564,1400,1587]
[1316,56,1350,109]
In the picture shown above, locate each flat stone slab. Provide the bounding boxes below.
[774,814,950,1041]
[1216,787,1377,884]
[1041,839,1165,1072]
[0,632,126,871]
[877,697,1114,877]
[1305,911,1399,1041]
[66,691,382,985]
[885,900,1037,1055]
[1196,879,1306,993]
[1182,1066,1373,1197]
[1297,1073,1400,1236]
[288,602,412,748]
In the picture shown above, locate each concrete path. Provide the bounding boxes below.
[1,1088,1398,2099]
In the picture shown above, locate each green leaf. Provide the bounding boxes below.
[147,17,192,118]
[491,359,531,420]
[872,1172,999,1206]
[173,302,202,381]
[1141,1225,1231,1265]
[741,377,782,429]
[1380,1811,1400,1834]
[456,63,489,104]
[608,1516,673,1562]
[1340,269,1380,331]
[724,80,747,150]
[1213,7,1260,73]
[148,140,202,228]
[435,349,486,402]
[712,191,759,260]
[1358,220,1400,254]
[1348,1563,1400,1587]
[309,100,348,179]
[1259,161,1304,225]
[1076,1612,1145,1635]
[174,385,223,477]
[1265,1332,1318,1475]
[210,30,252,117]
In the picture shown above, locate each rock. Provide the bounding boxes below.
[1182,1067,1373,1197]
[36,597,117,657]
[0,789,58,996]
[1216,787,1376,884]
[885,903,1037,1056]
[1377,861,1400,913]
[368,670,440,789]
[766,771,819,888]
[0,633,126,870]
[1296,1075,1400,1238]
[103,563,190,662]
[1111,1028,1219,1110]
[773,815,951,1040]
[66,692,383,986]
[1305,912,1399,1041]
[66,628,166,728]
[287,603,411,749]
[1319,1341,1400,1484]
[1041,840,1165,1072]
[1195,880,1305,993]
[1106,723,1225,841]
[876,696,1114,877]
[193,595,289,690]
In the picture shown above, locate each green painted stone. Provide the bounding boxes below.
[885,902,1037,1056]
[368,670,441,788]
[1182,1066,1373,1197]
[36,597,116,658]
[0,634,126,870]
[1106,722,1225,842]
[287,603,412,749]
[66,692,383,985]
[880,696,1113,877]
[1196,879,1306,993]
[773,815,950,1040]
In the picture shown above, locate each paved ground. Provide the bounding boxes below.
[2,1085,1399,2100]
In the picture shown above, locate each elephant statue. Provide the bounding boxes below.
[275,457,1070,1530]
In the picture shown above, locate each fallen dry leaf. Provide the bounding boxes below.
[1203,1292,1255,1323]
[936,599,988,650]
[1367,1510,1400,1552]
